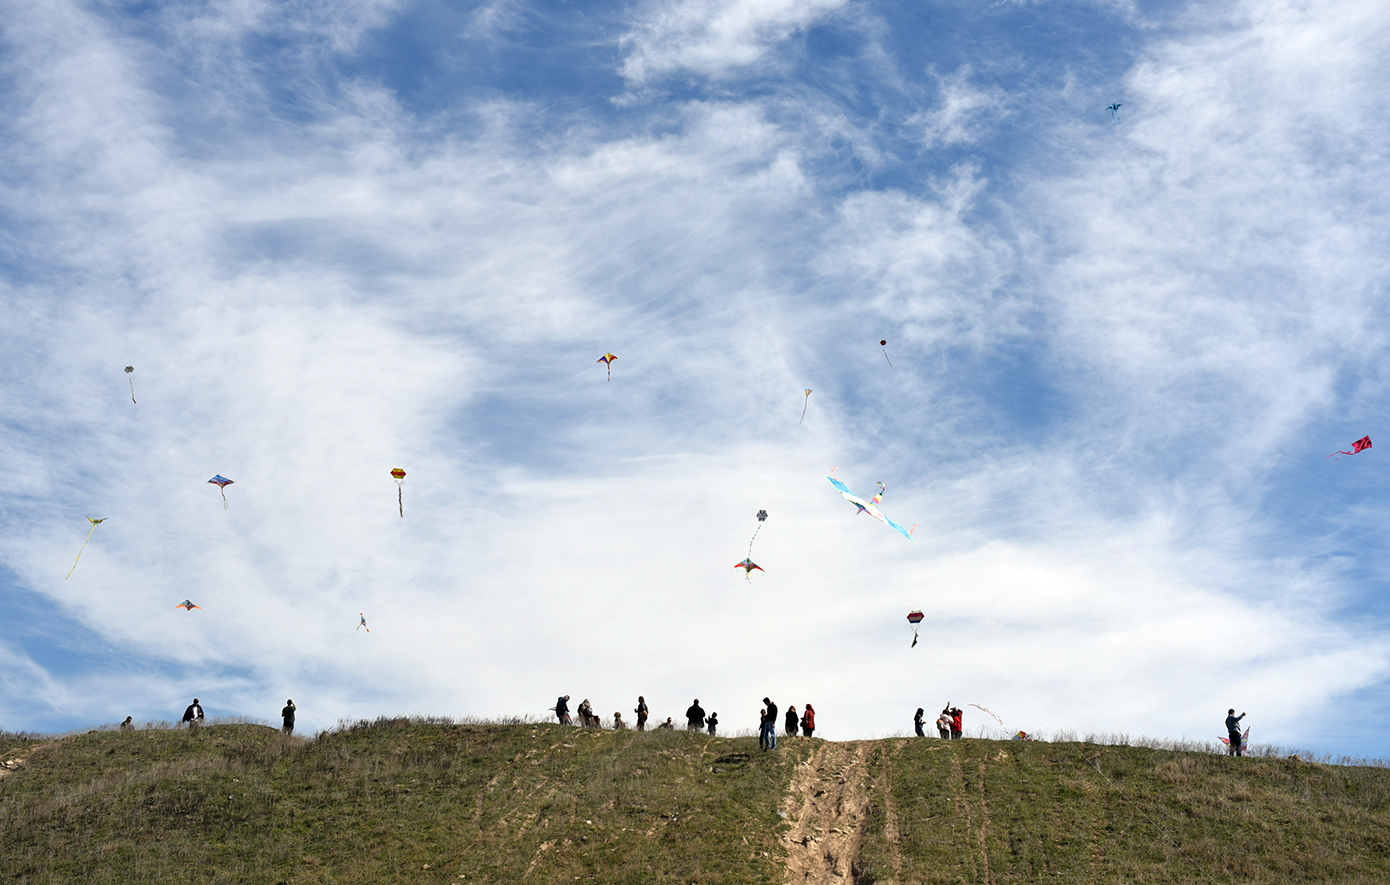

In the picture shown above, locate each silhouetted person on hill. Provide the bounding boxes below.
[758,708,768,749]
[914,708,926,737]
[635,696,648,731]
[1226,708,1246,757]
[800,704,815,738]
[706,712,718,735]
[281,699,297,735]
[182,699,204,729]
[686,699,705,731]
[785,705,799,737]
[555,695,571,725]
[119,716,134,731]
[762,697,778,750]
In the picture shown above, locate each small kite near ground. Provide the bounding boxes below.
[358,612,370,632]
[208,475,235,509]
[65,517,106,579]
[970,703,1005,730]
[124,366,136,404]
[391,468,406,517]
[1108,103,1122,123]
[827,469,916,542]
[1220,727,1250,752]
[1328,436,1372,460]
[1012,730,1035,742]
[735,558,763,582]
[800,389,812,424]
[907,610,924,647]
[879,340,893,368]
[175,599,202,611]
[598,353,617,381]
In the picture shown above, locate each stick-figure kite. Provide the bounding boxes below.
[734,558,764,582]
[970,703,1005,730]
[598,353,617,381]
[1220,727,1250,752]
[1328,436,1372,460]
[1108,103,1122,124]
[175,599,202,611]
[124,366,136,404]
[800,389,812,424]
[879,340,893,368]
[357,612,370,632]
[208,475,234,509]
[65,517,106,579]
[827,470,916,541]
[907,610,924,647]
[391,468,406,517]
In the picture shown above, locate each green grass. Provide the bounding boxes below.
[6,722,1390,883]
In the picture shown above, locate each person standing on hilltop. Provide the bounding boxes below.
[686,699,705,731]
[762,697,778,750]
[182,698,204,729]
[1226,708,1247,757]
[914,708,926,737]
[785,705,799,737]
[281,699,297,735]
[554,695,571,725]
[635,696,648,731]
[706,712,718,735]
[758,707,768,749]
[800,704,815,738]
[951,707,963,740]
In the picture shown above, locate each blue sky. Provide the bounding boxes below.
[3,0,1390,756]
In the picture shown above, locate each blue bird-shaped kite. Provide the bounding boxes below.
[1108,103,1122,124]
[827,470,916,541]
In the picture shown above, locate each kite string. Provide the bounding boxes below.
[747,522,763,558]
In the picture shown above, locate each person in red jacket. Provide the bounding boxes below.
[800,704,815,738]
[951,707,963,739]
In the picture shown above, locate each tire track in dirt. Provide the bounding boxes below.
[782,742,872,883]
[878,740,907,882]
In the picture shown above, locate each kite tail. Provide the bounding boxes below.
[221,489,229,510]
[129,377,137,404]
[1327,450,1354,460]
[398,486,404,518]
[882,348,893,368]
[800,400,808,425]
[65,524,98,580]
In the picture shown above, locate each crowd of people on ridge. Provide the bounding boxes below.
[551,694,814,745]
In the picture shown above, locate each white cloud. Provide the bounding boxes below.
[618,0,848,84]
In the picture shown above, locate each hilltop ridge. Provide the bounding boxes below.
[3,720,1390,883]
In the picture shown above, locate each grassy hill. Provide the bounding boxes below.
[3,719,1390,883]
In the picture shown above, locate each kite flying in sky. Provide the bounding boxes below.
[1328,436,1372,460]
[907,610,923,647]
[358,612,370,632]
[65,517,106,579]
[879,340,893,368]
[735,558,764,581]
[391,468,406,517]
[1108,103,1122,123]
[208,475,234,509]
[827,470,916,542]
[598,353,617,381]
[124,366,136,404]
[800,389,812,424]
[175,599,202,611]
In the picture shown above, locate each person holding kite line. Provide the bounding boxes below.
[1226,708,1247,757]
[281,699,297,735]
[914,708,926,737]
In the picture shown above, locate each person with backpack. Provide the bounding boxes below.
[800,704,815,738]
[937,704,952,739]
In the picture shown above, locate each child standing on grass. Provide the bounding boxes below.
[706,712,718,735]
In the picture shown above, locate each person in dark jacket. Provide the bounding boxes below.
[281,699,297,735]
[706,712,718,735]
[1226,708,1246,757]
[657,717,674,730]
[800,704,815,738]
[762,697,778,750]
[555,695,571,725]
[914,708,926,737]
[686,699,705,731]
[758,708,768,749]
[785,705,799,737]
[181,699,204,729]
[635,696,648,731]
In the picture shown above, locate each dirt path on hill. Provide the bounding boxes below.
[781,741,873,883]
